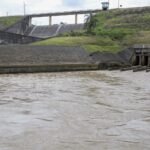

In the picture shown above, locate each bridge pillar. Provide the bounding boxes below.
[49,16,52,26]
[75,14,78,24]
[28,17,32,26]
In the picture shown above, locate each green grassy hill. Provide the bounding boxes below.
[33,36,121,53]
[0,16,23,29]
[33,7,150,53]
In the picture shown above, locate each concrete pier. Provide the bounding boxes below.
[49,16,52,26]
[75,14,78,24]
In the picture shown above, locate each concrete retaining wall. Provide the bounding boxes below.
[0,64,98,74]
[0,45,98,74]
[0,31,41,44]
[0,45,134,73]
[5,16,31,35]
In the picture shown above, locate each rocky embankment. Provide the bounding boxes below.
[90,48,133,69]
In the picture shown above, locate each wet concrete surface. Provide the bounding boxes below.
[0,71,150,150]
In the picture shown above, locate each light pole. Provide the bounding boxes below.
[23,1,26,15]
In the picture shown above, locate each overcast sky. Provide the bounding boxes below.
[0,0,150,24]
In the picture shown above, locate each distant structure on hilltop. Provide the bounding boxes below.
[101,0,110,10]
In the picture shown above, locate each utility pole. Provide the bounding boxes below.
[118,0,120,8]
[23,1,26,16]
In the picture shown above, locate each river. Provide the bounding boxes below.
[0,71,150,150]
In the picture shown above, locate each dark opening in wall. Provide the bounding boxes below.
[134,55,140,66]
[143,56,148,66]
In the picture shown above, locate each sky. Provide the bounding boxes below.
[0,0,150,24]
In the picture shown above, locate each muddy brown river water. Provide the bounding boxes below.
[0,71,150,150]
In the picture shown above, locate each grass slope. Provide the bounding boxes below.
[33,7,150,53]
[0,16,23,29]
[92,7,150,46]
[33,36,121,53]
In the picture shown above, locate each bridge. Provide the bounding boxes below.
[2,9,102,40]
[26,9,101,26]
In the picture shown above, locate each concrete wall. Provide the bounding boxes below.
[0,64,98,74]
[0,45,93,65]
[0,45,98,74]
[0,30,41,44]
[5,16,31,35]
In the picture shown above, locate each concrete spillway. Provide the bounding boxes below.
[0,23,84,44]
[27,25,60,38]
[2,14,84,40]
[26,24,84,38]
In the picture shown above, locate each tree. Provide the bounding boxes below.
[84,13,98,34]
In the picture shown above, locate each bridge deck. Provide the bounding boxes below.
[27,9,101,18]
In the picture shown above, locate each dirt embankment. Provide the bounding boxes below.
[90,49,133,69]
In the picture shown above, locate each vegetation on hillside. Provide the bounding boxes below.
[86,7,150,43]
[0,16,23,29]
[33,7,150,53]
[33,36,121,53]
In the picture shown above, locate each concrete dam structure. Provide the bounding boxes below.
[0,9,100,42]
[0,18,84,43]
[4,16,84,39]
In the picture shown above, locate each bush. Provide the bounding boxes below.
[95,28,135,40]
